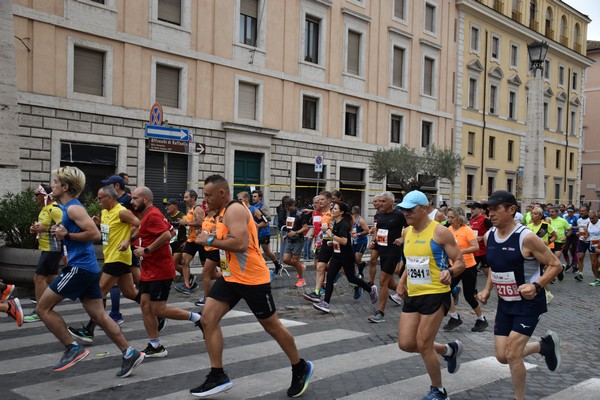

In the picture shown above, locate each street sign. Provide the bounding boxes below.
[195,143,206,154]
[149,103,163,126]
[147,138,189,154]
[145,125,190,142]
[315,155,323,173]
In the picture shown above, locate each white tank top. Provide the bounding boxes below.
[428,208,438,220]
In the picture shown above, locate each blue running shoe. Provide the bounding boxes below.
[190,371,233,397]
[53,343,89,372]
[287,359,314,397]
[421,385,449,400]
[443,340,463,374]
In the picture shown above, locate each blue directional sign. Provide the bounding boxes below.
[145,125,190,142]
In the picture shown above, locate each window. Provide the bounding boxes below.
[296,162,327,206]
[425,3,436,33]
[345,105,359,137]
[507,178,514,193]
[158,0,181,25]
[305,16,320,63]
[466,174,475,200]
[510,43,518,67]
[391,114,403,144]
[467,132,475,155]
[61,142,118,199]
[543,102,549,129]
[347,30,361,75]
[545,7,553,39]
[570,110,577,135]
[529,0,537,30]
[470,26,480,52]
[489,84,498,114]
[74,46,104,96]
[491,35,500,60]
[156,64,180,108]
[512,0,522,21]
[508,90,516,119]
[572,72,578,90]
[555,149,561,169]
[423,57,435,96]
[487,176,495,196]
[508,139,514,162]
[468,78,477,108]
[339,167,365,210]
[240,0,258,46]
[543,59,550,80]
[558,65,565,86]
[392,46,405,87]
[238,81,257,120]
[554,183,560,203]
[488,136,495,159]
[556,105,563,132]
[569,152,574,170]
[568,184,574,203]
[394,0,405,20]
[421,121,432,147]
[302,96,318,130]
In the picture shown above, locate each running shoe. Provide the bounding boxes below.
[1,284,15,303]
[353,286,363,300]
[116,349,145,378]
[29,297,37,304]
[369,285,379,305]
[158,317,168,333]
[287,359,314,398]
[443,316,463,331]
[195,296,207,307]
[451,285,462,305]
[175,283,192,295]
[368,311,385,323]
[189,274,197,289]
[589,279,600,287]
[443,340,463,374]
[564,264,572,273]
[23,310,41,323]
[68,325,94,344]
[294,278,306,288]
[7,298,23,327]
[190,371,233,397]
[557,265,565,281]
[295,264,307,279]
[274,261,283,276]
[389,292,403,306]
[313,301,330,313]
[575,272,583,282]
[109,312,124,325]
[143,343,168,358]
[302,291,321,303]
[471,317,489,332]
[540,330,561,371]
[422,385,449,400]
[53,343,89,372]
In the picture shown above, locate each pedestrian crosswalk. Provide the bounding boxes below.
[0,297,596,400]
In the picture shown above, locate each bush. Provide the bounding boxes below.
[0,188,41,249]
[81,192,102,218]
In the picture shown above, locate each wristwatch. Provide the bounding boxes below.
[207,236,215,246]
[532,282,543,293]
[143,247,150,254]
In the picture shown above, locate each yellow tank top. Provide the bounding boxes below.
[37,203,63,252]
[403,220,451,296]
[216,203,270,285]
[202,215,217,251]
[101,203,132,264]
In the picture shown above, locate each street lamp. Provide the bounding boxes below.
[527,40,549,77]
[522,40,549,204]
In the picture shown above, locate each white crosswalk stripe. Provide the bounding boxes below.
[1,300,593,400]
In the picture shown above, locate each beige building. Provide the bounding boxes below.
[5,0,458,213]
[581,40,600,207]
[454,0,592,206]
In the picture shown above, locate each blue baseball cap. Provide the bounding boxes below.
[101,175,125,187]
[398,190,429,209]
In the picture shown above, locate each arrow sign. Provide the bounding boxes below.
[145,125,190,142]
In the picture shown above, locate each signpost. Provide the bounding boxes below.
[145,125,190,141]
[315,155,323,195]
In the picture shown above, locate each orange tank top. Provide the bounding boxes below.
[186,207,198,242]
[216,202,270,285]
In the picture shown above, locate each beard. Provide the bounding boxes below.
[134,202,147,213]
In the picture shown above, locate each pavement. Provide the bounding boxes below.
[1,255,600,400]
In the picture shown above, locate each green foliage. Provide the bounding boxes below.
[0,188,41,249]
[370,145,463,192]
[81,192,102,218]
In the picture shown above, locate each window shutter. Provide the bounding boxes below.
[424,57,434,95]
[158,0,182,25]
[74,47,104,96]
[156,65,180,108]
[393,47,404,87]
[240,0,258,18]
[347,31,360,75]
[238,82,257,120]
[394,0,404,19]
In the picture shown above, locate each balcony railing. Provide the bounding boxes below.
[529,19,539,31]
[560,36,568,46]
[545,28,554,40]
[494,1,504,13]
[575,42,582,53]
[512,10,522,23]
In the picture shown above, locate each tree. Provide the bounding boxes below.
[370,145,462,192]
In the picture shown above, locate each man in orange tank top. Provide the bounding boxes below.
[192,175,313,398]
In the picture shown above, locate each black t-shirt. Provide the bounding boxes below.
[374,209,408,256]
[166,211,186,242]
[331,218,353,261]
[286,209,310,242]
[118,192,133,211]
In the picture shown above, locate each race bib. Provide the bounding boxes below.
[219,249,231,276]
[100,224,109,246]
[286,216,295,229]
[491,271,521,302]
[333,240,341,253]
[313,215,321,223]
[376,229,389,246]
[473,230,478,237]
[406,256,432,284]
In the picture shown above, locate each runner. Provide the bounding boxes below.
[574,205,590,281]
[164,198,187,285]
[548,206,571,281]
[562,207,579,271]
[468,202,492,278]
[0,282,23,327]
[175,190,204,295]
[251,190,283,273]
[282,197,310,288]
[194,209,222,307]
[302,191,332,301]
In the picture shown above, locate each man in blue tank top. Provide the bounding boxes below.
[36,166,144,378]
[477,191,562,400]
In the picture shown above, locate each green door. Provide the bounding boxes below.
[234,151,262,196]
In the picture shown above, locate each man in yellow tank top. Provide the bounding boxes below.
[193,175,313,398]
[396,191,467,400]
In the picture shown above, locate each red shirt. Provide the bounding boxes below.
[139,206,175,282]
[470,214,491,257]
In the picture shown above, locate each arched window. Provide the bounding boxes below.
[574,23,581,51]
[512,0,522,22]
[560,15,567,45]
[529,0,537,30]
[545,7,553,38]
